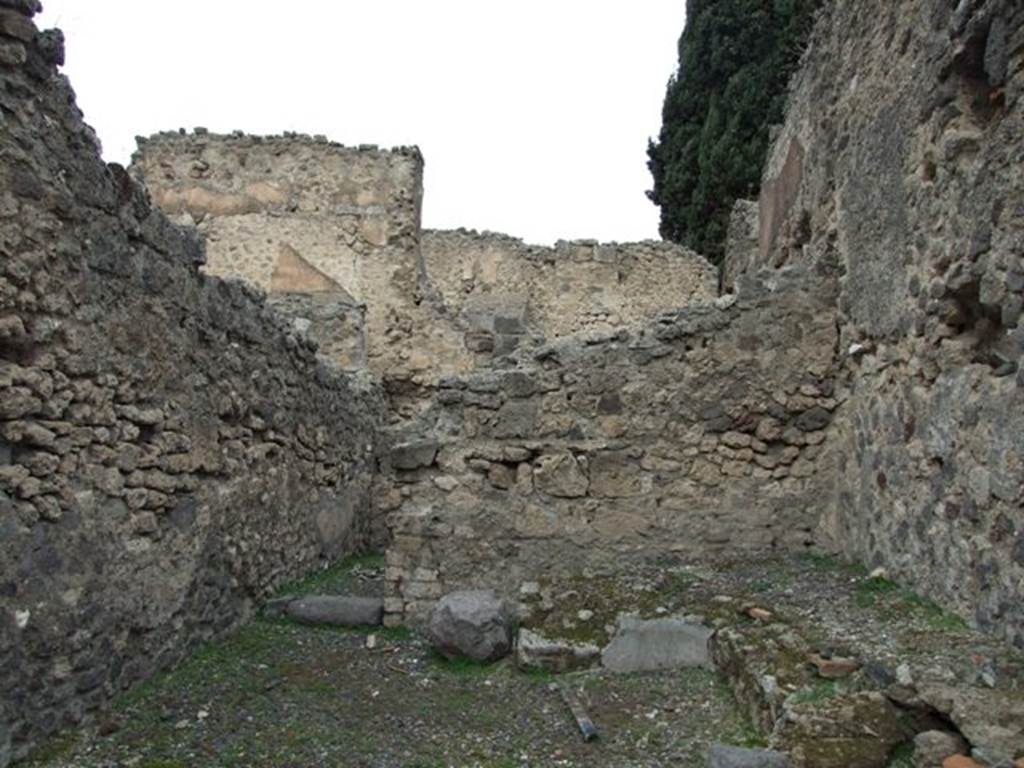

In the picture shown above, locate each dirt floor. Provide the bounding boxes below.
[22,553,1024,768]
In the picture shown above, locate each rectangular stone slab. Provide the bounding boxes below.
[601,616,712,673]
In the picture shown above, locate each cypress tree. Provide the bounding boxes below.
[647,0,821,266]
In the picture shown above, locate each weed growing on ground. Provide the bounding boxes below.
[792,680,841,705]
[801,551,839,570]
[428,649,499,677]
[854,576,900,607]
[898,592,968,632]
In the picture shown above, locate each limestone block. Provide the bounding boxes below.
[533,451,588,498]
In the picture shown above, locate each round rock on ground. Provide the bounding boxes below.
[428,589,512,662]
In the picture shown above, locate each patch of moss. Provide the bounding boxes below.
[519,666,556,684]
[271,551,384,598]
[428,649,500,678]
[727,723,770,749]
[886,741,915,768]
[22,732,80,766]
[898,592,969,632]
[855,576,900,607]
[801,551,840,570]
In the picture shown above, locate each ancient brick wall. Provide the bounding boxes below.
[381,266,840,626]
[737,0,1024,648]
[0,10,386,764]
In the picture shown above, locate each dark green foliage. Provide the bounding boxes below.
[647,0,821,266]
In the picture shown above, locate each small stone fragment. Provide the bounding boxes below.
[942,757,982,768]
[745,606,774,622]
[897,662,914,686]
[807,652,861,679]
[516,628,600,673]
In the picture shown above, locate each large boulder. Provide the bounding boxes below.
[428,590,512,662]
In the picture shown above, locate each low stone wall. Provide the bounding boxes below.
[382,267,840,626]
[0,13,385,764]
[422,229,718,351]
[741,0,1024,648]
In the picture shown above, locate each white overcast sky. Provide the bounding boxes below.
[37,1,684,245]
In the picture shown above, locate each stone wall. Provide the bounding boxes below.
[130,132,471,387]
[133,148,721,417]
[382,266,840,626]
[0,10,386,764]
[739,0,1024,648]
[421,229,718,351]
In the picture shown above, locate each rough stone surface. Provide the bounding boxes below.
[134,145,719,420]
[286,596,384,627]
[130,132,438,390]
[427,590,512,662]
[383,265,839,625]
[601,616,713,673]
[707,744,792,768]
[5,0,1024,762]
[422,229,717,344]
[0,15,385,764]
[914,731,970,768]
[736,0,1024,650]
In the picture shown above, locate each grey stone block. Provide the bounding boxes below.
[286,596,384,627]
[601,616,712,673]
[707,744,791,768]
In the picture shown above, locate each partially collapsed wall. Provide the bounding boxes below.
[421,230,717,347]
[131,144,719,402]
[0,10,385,764]
[733,0,1024,648]
[382,266,840,625]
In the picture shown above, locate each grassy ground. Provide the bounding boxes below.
[25,553,754,768]
[25,551,1019,768]
[26,618,752,768]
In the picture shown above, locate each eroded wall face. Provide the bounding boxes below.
[382,268,840,625]
[0,14,385,763]
[743,0,1024,647]
[421,230,718,350]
